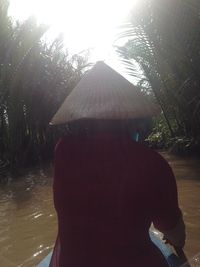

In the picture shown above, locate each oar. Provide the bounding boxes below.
[173,246,191,267]
[163,236,191,267]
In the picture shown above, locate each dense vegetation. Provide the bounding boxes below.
[1,0,200,179]
[117,0,200,155]
[0,0,88,174]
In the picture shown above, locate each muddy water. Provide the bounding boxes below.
[0,154,200,267]
[161,152,200,261]
[0,166,57,267]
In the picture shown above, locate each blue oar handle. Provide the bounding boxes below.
[173,247,191,267]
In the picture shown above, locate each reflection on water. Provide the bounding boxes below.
[0,154,199,267]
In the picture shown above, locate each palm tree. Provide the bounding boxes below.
[116,0,200,143]
[0,1,89,172]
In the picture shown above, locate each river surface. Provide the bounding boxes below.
[0,153,199,267]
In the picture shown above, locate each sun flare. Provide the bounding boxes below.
[9,0,134,58]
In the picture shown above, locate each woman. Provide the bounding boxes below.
[50,62,185,267]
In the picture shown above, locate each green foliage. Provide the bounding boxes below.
[147,115,200,155]
[146,115,172,149]
[117,0,200,155]
[0,0,89,173]
[169,137,200,156]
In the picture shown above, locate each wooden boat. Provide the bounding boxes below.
[37,232,181,267]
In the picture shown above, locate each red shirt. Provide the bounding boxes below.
[50,133,181,267]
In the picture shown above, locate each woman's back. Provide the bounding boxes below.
[53,133,179,267]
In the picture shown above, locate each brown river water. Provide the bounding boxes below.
[0,152,199,267]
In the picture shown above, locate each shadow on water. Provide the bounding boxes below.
[1,168,51,208]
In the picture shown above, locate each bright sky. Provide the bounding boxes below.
[9,0,139,82]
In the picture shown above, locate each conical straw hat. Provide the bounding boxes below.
[50,61,160,125]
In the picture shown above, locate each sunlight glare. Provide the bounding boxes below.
[9,0,134,58]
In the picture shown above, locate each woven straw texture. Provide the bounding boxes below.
[50,61,160,125]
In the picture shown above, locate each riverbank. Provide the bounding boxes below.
[147,134,200,158]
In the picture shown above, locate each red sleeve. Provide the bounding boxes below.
[152,156,182,232]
